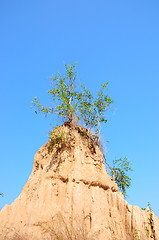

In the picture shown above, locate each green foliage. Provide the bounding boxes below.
[144,201,155,239]
[148,211,155,228]
[142,201,153,211]
[145,226,150,237]
[147,201,152,211]
[0,192,3,196]
[110,157,133,197]
[47,127,67,153]
[32,63,113,134]
[134,229,141,240]
[49,129,66,145]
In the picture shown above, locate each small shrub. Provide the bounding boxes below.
[48,128,67,153]
[110,157,133,197]
[49,129,66,145]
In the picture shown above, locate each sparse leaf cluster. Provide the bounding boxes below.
[110,157,133,197]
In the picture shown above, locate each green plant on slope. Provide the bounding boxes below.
[47,127,67,153]
[146,202,156,240]
[49,129,66,145]
[32,63,113,135]
[134,229,141,240]
[110,157,133,197]
[145,226,150,238]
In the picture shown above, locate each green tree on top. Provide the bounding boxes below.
[32,63,113,135]
[32,63,133,198]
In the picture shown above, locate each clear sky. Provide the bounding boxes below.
[0,0,159,216]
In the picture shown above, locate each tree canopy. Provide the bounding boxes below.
[32,63,113,134]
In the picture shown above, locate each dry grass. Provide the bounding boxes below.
[33,213,91,240]
[0,226,28,240]
[1,213,93,240]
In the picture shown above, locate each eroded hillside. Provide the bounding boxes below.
[0,124,158,240]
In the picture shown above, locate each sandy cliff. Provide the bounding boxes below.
[0,124,159,240]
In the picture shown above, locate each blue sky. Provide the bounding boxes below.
[0,0,159,216]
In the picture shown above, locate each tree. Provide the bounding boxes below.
[32,63,113,134]
[0,192,3,196]
[110,157,133,197]
[32,63,132,197]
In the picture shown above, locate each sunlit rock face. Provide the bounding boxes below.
[0,124,159,240]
